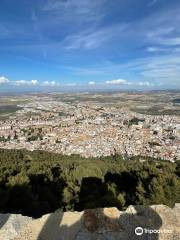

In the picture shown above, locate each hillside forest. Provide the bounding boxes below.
[0,149,179,218]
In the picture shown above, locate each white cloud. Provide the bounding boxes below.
[15,80,39,86]
[147,27,175,39]
[0,76,10,85]
[42,0,106,22]
[31,80,38,85]
[147,47,159,52]
[105,79,153,87]
[0,77,41,87]
[64,24,127,50]
[146,24,180,48]
[159,37,180,46]
[106,79,128,85]
[88,81,96,85]
[42,81,57,87]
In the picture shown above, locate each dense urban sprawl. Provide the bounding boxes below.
[0,97,179,162]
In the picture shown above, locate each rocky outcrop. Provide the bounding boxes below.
[0,214,32,240]
[0,204,180,240]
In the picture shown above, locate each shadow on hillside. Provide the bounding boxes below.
[0,173,65,218]
[37,177,163,240]
[0,214,9,229]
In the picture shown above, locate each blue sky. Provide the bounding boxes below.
[0,0,180,92]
